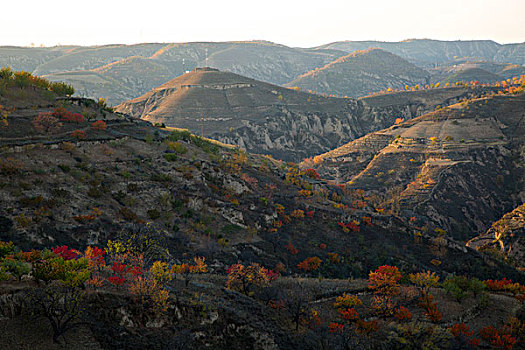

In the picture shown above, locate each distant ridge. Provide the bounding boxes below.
[286,48,430,97]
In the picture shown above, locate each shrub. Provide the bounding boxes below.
[443,276,487,302]
[147,209,161,220]
[52,246,79,260]
[304,168,320,179]
[91,120,107,130]
[449,323,473,338]
[285,243,298,255]
[394,306,412,321]
[0,157,23,175]
[483,278,523,295]
[1,259,30,281]
[167,141,187,154]
[70,130,86,140]
[333,293,362,309]
[164,153,178,162]
[0,241,15,258]
[171,256,208,287]
[0,66,13,80]
[297,257,322,271]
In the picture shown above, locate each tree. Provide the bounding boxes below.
[368,265,402,296]
[27,285,85,343]
[50,82,74,96]
[282,285,311,330]
[368,265,402,315]
[32,112,62,133]
[297,257,322,272]
[409,271,439,297]
[225,263,272,295]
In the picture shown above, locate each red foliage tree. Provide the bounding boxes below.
[52,246,79,260]
[91,120,107,130]
[71,130,86,140]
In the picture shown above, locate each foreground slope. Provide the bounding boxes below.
[1,72,525,349]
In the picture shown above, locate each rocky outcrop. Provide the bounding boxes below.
[467,204,525,266]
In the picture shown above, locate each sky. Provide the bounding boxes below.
[1,0,524,47]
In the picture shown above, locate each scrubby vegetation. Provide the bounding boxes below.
[0,66,74,97]
[0,69,524,348]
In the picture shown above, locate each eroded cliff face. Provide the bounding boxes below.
[208,87,499,162]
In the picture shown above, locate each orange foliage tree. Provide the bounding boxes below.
[225,263,275,295]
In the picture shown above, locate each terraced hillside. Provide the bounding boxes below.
[308,90,525,241]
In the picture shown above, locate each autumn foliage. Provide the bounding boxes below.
[32,112,62,133]
[368,265,402,295]
[297,257,322,271]
[91,120,107,130]
[53,107,84,123]
[226,263,276,295]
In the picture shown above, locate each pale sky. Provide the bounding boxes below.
[2,0,524,47]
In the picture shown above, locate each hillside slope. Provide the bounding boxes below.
[467,204,525,268]
[116,68,499,161]
[308,89,525,241]
[1,71,525,349]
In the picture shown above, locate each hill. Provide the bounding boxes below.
[429,61,525,84]
[315,39,525,66]
[1,70,525,349]
[1,41,343,105]
[441,67,503,84]
[42,56,178,105]
[285,48,430,97]
[2,40,523,106]
[307,84,525,242]
[116,68,500,161]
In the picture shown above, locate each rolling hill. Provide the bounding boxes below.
[315,39,525,66]
[2,39,524,107]
[285,48,430,97]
